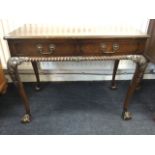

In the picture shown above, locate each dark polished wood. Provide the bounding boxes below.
[4,24,149,123]
[31,62,41,90]
[7,58,31,123]
[122,60,148,120]
[8,38,146,57]
[111,60,119,89]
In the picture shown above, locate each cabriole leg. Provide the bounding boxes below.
[135,73,145,91]
[7,57,31,123]
[122,57,148,120]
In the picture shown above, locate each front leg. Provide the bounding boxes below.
[122,56,148,120]
[7,57,31,123]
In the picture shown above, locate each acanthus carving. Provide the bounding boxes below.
[128,55,148,88]
[7,57,25,86]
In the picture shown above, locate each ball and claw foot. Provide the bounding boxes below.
[122,111,132,120]
[111,83,117,90]
[35,84,41,91]
[21,114,31,123]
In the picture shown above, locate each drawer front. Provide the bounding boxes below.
[80,39,146,56]
[8,38,147,57]
[8,39,78,57]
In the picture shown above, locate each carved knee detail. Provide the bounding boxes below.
[127,55,148,87]
[127,55,148,71]
[7,57,25,85]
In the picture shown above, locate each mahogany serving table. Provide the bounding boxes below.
[4,24,149,123]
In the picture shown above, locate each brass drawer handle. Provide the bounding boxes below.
[113,43,119,51]
[36,44,56,55]
[100,43,119,54]
[49,44,56,53]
